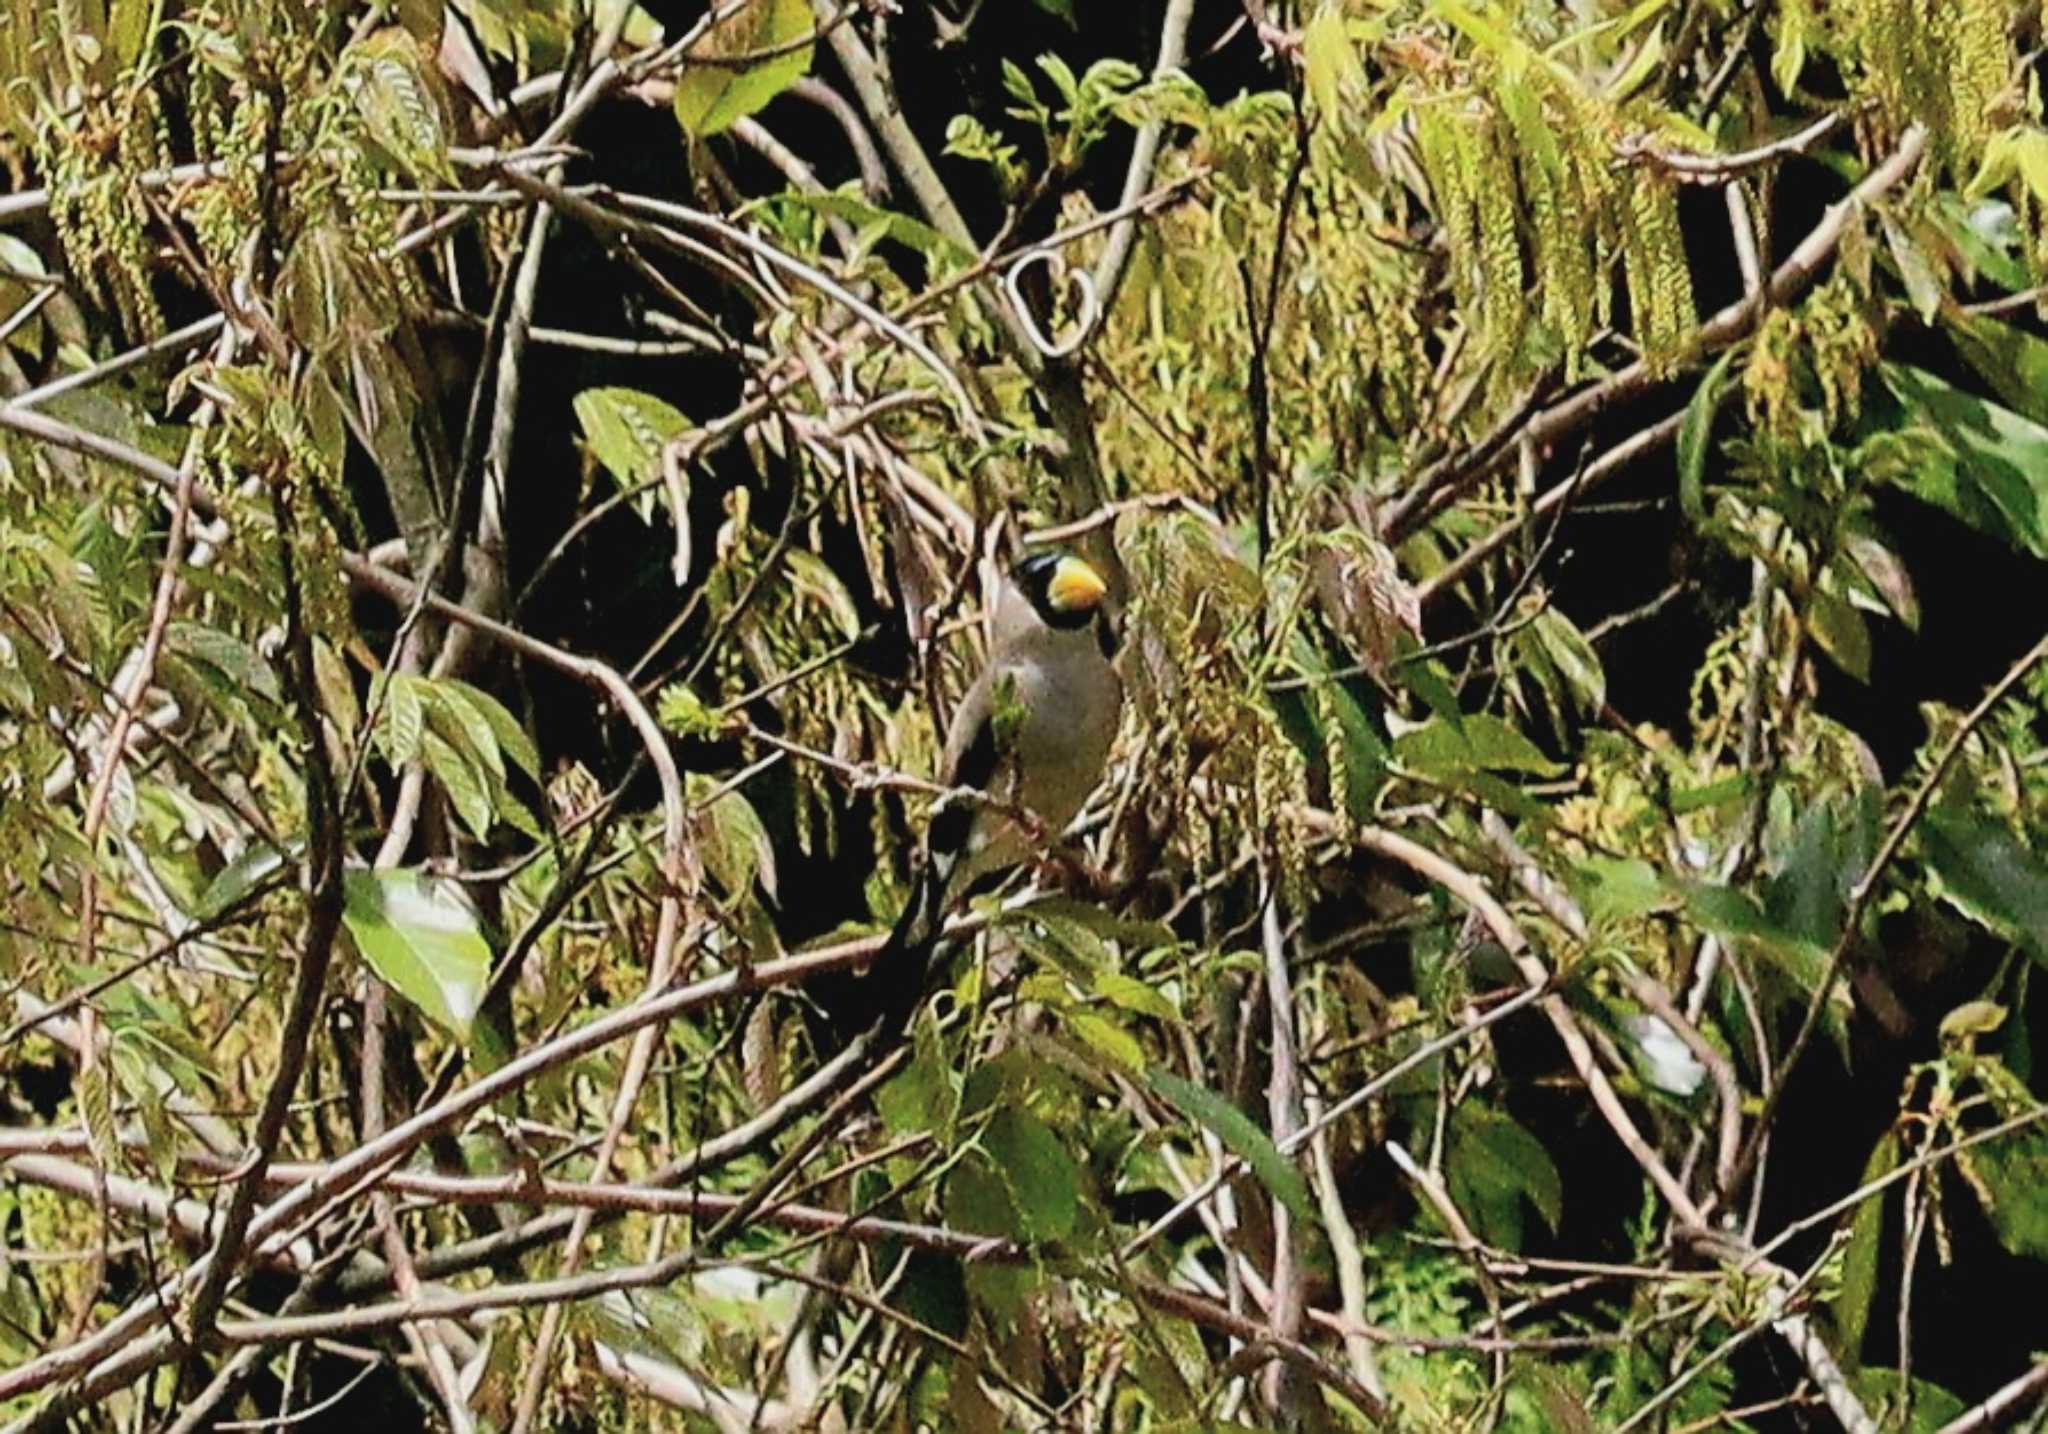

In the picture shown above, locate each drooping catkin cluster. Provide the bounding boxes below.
[1410,61,1694,381]
[1844,0,2013,170]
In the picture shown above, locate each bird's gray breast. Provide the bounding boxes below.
[998,628,1122,832]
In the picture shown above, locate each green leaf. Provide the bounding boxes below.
[1764,795,1856,949]
[671,0,813,140]
[424,681,506,785]
[1669,773,1752,815]
[194,842,290,921]
[1805,588,1871,682]
[1446,1103,1562,1251]
[343,30,453,183]
[1677,347,1738,523]
[421,729,494,841]
[1575,856,1671,922]
[1149,1069,1313,1222]
[380,673,425,765]
[572,386,691,493]
[1970,1126,2048,1261]
[1395,712,1564,777]
[167,621,282,704]
[1393,643,1464,732]
[770,190,973,264]
[1067,1010,1145,1070]
[1934,195,2030,293]
[342,868,492,1038]
[441,679,540,779]
[982,1107,1082,1241]
[945,1155,1019,1238]
[1092,968,1177,1021]
[1947,314,2048,428]
[877,1046,956,1136]
[1877,363,2048,560]
[1920,802,2048,963]
[1527,608,1605,715]
[1834,1129,1899,1365]
[1681,880,1831,994]
[1847,1371,1967,1433]
[1302,5,1364,120]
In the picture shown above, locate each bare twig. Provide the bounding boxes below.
[1730,626,2048,1192]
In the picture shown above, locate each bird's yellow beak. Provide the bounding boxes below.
[1046,555,1108,613]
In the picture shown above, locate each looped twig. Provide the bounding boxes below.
[1003,247,1101,359]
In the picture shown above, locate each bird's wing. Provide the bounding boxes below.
[928,668,1002,893]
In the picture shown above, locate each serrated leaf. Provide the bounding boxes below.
[1847,1370,1966,1433]
[380,673,425,765]
[343,867,492,1037]
[1394,711,1564,777]
[878,1046,955,1136]
[1966,1127,2048,1261]
[1092,969,1177,1021]
[771,190,973,264]
[440,678,540,778]
[344,31,453,183]
[1835,1130,1899,1363]
[1393,647,1464,732]
[1935,196,2030,293]
[1067,1010,1144,1070]
[1669,773,1751,814]
[422,729,494,841]
[1678,347,1737,522]
[194,842,290,920]
[424,681,506,785]
[1528,608,1605,715]
[671,0,812,140]
[1948,315,2048,428]
[1920,803,2048,963]
[1150,1069,1313,1222]
[1575,856,1670,922]
[1805,588,1871,682]
[1681,879,1832,994]
[945,1155,1019,1238]
[1877,363,2048,560]
[572,386,691,494]
[1763,794,1855,949]
[1446,1103,1561,1251]
[983,1107,1082,1241]
[167,621,282,704]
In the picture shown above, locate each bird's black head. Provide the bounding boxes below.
[1012,551,1108,631]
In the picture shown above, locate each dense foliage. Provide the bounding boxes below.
[3,0,2048,1428]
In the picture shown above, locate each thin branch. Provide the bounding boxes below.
[1090,0,1198,309]
[1729,625,2048,1192]
[1934,1358,2048,1434]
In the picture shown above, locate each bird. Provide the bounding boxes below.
[816,549,1123,1041]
